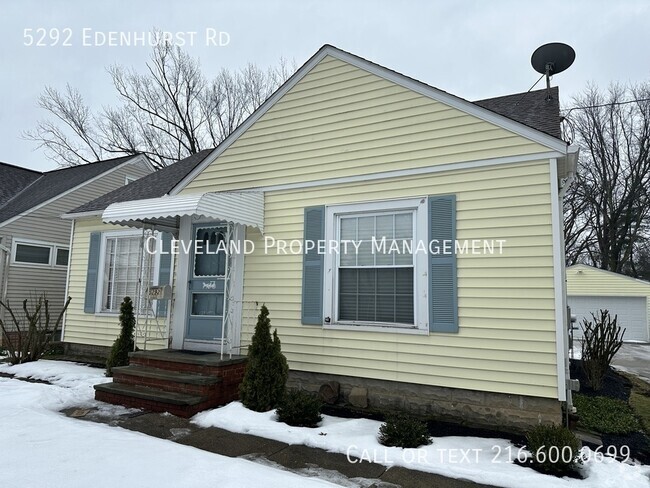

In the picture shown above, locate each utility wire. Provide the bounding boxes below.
[562,98,650,116]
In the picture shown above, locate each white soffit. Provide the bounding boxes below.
[102,191,264,232]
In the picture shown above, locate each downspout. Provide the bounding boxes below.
[60,219,76,343]
[558,144,580,424]
[0,242,10,312]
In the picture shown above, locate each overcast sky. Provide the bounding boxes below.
[2,0,649,171]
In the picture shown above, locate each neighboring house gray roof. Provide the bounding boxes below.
[474,87,561,140]
[69,149,214,215]
[0,162,41,208]
[0,155,137,224]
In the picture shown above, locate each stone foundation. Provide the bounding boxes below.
[288,371,562,433]
[62,342,111,359]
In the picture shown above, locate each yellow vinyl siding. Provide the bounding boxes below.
[183,56,551,193]
[63,217,166,349]
[234,160,558,399]
[567,264,650,327]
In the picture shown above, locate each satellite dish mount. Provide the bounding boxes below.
[531,42,575,100]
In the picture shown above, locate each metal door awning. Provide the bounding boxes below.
[102,191,264,233]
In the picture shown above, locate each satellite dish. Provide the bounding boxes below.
[531,42,575,100]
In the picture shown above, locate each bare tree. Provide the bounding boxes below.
[564,82,650,275]
[26,41,294,169]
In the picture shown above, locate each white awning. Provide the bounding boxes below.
[102,191,264,233]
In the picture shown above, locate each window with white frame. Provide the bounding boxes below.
[99,233,156,314]
[324,198,429,331]
[12,239,69,268]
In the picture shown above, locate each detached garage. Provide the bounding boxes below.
[567,264,650,343]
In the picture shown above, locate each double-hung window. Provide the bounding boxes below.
[99,232,157,314]
[324,197,429,332]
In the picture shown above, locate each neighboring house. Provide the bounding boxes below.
[567,264,650,342]
[0,155,153,340]
[62,45,579,430]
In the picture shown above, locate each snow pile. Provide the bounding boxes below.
[0,361,339,488]
[193,402,650,488]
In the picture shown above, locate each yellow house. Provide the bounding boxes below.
[567,264,650,342]
[62,45,579,430]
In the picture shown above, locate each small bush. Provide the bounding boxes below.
[581,310,624,391]
[574,393,641,434]
[106,297,136,376]
[378,414,432,448]
[240,305,289,412]
[0,294,71,365]
[276,389,323,427]
[526,424,580,474]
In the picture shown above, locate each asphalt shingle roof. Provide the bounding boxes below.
[473,87,561,140]
[69,149,214,215]
[0,162,42,208]
[0,155,137,224]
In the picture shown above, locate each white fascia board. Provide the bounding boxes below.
[170,45,568,195]
[0,155,145,229]
[60,210,104,220]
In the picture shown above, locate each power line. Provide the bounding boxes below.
[562,98,650,116]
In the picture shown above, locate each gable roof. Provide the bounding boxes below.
[67,149,214,215]
[0,162,42,208]
[0,155,140,225]
[474,87,561,140]
[568,264,650,288]
[169,44,569,195]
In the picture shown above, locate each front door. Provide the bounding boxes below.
[186,224,228,343]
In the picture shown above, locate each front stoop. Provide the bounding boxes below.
[94,350,247,418]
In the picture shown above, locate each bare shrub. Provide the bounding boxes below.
[581,309,625,390]
[0,295,71,365]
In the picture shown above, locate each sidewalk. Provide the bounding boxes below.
[66,407,497,488]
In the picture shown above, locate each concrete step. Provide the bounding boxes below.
[112,365,222,397]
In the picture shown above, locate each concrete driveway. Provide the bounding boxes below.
[612,343,650,384]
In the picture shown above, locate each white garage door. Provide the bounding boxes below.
[569,296,648,342]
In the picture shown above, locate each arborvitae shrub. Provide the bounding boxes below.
[378,414,432,448]
[106,297,136,376]
[526,424,581,474]
[239,305,288,411]
[276,389,323,427]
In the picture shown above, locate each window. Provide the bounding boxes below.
[15,243,50,265]
[338,212,414,324]
[99,233,156,314]
[11,239,69,268]
[56,248,70,267]
[124,175,137,185]
[324,198,429,331]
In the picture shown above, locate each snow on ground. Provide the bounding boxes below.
[193,402,650,488]
[0,360,339,488]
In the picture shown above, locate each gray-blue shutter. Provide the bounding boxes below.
[428,195,458,333]
[84,232,102,313]
[301,206,325,325]
[157,232,173,317]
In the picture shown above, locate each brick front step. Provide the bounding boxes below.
[94,383,223,418]
[112,365,222,397]
[94,349,247,417]
[128,350,247,376]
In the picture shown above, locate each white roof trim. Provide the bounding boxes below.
[102,191,264,233]
[170,44,568,195]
